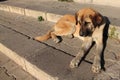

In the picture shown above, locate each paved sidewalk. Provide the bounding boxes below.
[0,51,36,80]
[0,10,120,80]
[0,0,120,26]
[0,0,120,80]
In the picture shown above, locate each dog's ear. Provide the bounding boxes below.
[95,12,103,26]
[75,12,79,25]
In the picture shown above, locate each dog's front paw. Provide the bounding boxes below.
[92,64,101,73]
[70,58,80,68]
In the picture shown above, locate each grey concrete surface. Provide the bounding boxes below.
[0,52,36,80]
[0,11,94,80]
[0,0,120,26]
[74,0,120,8]
[0,67,15,80]
[0,10,120,80]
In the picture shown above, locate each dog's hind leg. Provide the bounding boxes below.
[66,34,74,39]
[50,32,61,43]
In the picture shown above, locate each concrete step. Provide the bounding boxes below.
[0,10,120,80]
[0,0,120,26]
[0,0,120,40]
[0,51,36,80]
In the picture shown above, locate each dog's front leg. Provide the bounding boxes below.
[92,23,106,73]
[70,37,93,68]
[92,39,103,73]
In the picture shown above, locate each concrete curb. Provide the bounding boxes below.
[0,4,62,22]
[0,43,58,80]
[1,4,119,40]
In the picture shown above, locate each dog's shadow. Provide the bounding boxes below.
[0,0,7,2]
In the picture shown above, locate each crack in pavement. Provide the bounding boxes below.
[0,23,31,39]
[0,67,16,80]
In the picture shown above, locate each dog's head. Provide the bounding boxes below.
[75,8,103,36]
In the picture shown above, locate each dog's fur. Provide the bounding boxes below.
[35,8,106,73]
[35,14,84,43]
[70,8,106,73]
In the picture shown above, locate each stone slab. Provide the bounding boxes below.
[25,9,46,19]
[0,21,95,80]
[2,60,19,73]
[9,6,25,15]
[0,52,10,66]
[0,52,36,80]
[46,13,62,22]
[0,11,120,80]
[0,0,120,26]
[0,67,15,80]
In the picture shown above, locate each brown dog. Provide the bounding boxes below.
[35,14,84,43]
[70,8,106,73]
[35,8,106,73]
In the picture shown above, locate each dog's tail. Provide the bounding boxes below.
[34,30,52,42]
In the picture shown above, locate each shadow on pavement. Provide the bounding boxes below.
[0,0,7,2]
